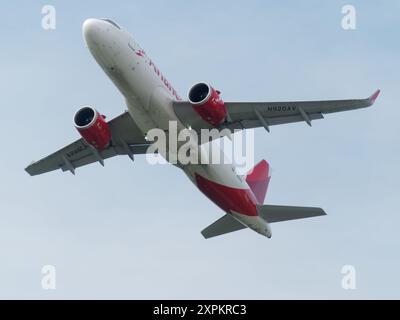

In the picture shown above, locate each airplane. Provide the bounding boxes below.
[25,18,380,239]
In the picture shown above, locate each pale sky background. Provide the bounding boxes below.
[0,0,399,299]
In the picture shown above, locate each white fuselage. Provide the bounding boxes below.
[82,19,271,238]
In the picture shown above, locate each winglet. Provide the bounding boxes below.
[369,89,381,104]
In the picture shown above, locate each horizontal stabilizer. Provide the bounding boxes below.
[257,205,326,223]
[201,214,247,239]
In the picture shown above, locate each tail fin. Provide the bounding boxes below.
[246,160,271,204]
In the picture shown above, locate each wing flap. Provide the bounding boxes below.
[224,113,324,130]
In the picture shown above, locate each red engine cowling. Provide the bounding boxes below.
[73,106,111,151]
[188,83,227,126]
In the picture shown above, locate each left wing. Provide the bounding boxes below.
[25,111,151,176]
[173,90,380,134]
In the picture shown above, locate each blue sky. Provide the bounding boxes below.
[0,0,399,299]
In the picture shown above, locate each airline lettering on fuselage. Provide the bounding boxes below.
[267,106,297,112]
[132,45,181,100]
[148,59,181,100]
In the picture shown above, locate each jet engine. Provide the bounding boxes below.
[188,82,227,126]
[74,106,112,151]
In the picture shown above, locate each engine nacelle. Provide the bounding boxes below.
[73,106,111,151]
[188,83,227,126]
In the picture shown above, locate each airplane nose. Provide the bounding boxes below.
[82,18,102,46]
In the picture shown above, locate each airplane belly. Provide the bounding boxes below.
[183,162,259,216]
[194,170,259,216]
[148,86,185,132]
[185,163,271,237]
[231,211,272,238]
[125,96,158,135]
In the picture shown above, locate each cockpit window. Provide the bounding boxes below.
[100,19,121,29]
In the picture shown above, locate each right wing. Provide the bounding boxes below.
[25,111,151,176]
[173,90,380,133]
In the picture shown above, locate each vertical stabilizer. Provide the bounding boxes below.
[246,160,271,204]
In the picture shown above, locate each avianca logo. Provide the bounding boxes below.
[128,43,146,57]
[135,49,145,57]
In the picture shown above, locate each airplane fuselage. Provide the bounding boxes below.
[83,19,271,238]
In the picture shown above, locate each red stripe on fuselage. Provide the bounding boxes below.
[195,174,259,216]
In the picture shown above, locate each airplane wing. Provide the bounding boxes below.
[25,111,151,176]
[173,90,380,133]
